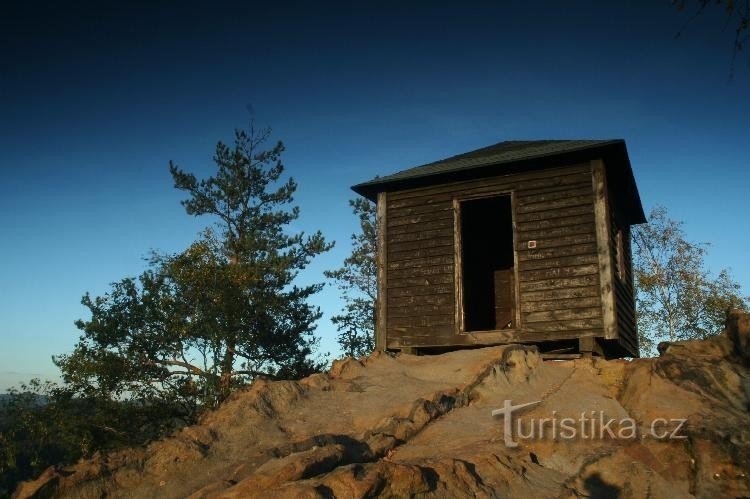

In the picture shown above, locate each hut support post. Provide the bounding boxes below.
[375,192,388,351]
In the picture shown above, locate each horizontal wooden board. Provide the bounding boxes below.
[387,203,452,218]
[520,295,601,312]
[518,253,599,271]
[520,317,604,333]
[388,284,453,297]
[385,328,610,349]
[514,177,593,197]
[387,227,453,244]
[388,194,454,210]
[517,243,597,262]
[516,232,597,251]
[389,303,454,318]
[516,212,596,232]
[388,264,454,279]
[386,166,592,208]
[387,273,453,289]
[516,185,594,207]
[519,274,600,292]
[516,195,593,215]
[388,314,454,329]
[387,209,454,228]
[388,218,453,236]
[517,222,596,242]
[389,244,454,262]
[389,236,453,253]
[523,307,602,323]
[515,204,594,223]
[518,263,599,283]
[522,285,601,302]
[388,255,453,270]
[388,293,454,308]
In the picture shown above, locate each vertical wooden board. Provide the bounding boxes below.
[376,191,388,351]
[493,269,515,329]
[592,160,617,339]
[511,191,522,330]
[452,198,463,334]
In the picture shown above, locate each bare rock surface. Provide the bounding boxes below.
[15,312,750,498]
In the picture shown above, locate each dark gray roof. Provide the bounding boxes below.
[353,139,620,190]
[351,139,646,224]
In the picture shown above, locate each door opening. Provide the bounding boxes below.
[459,195,516,332]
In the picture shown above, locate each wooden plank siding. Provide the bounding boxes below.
[383,163,607,349]
[610,205,639,357]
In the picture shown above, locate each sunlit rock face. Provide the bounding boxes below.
[15,312,750,498]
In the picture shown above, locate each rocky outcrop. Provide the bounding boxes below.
[15,314,750,498]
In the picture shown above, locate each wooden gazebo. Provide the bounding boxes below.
[352,140,645,358]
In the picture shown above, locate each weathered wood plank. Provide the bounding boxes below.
[389,303,455,318]
[388,218,453,236]
[389,245,454,262]
[386,164,592,204]
[592,159,617,341]
[388,293,454,308]
[387,209,454,228]
[376,191,388,351]
[518,253,599,271]
[517,243,598,263]
[516,233,597,251]
[388,314,455,328]
[521,317,603,332]
[385,327,605,349]
[389,237,453,253]
[387,274,454,289]
[515,195,593,215]
[519,274,600,292]
[516,185,594,207]
[453,198,464,335]
[387,255,453,270]
[388,284,454,297]
[514,177,593,197]
[522,285,601,302]
[387,203,452,218]
[388,264,454,279]
[520,295,601,312]
[387,227,453,244]
[517,222,597,242]
[388,220,453,236]
[518,263,600,283]
[516,212,595,232]
[511,192,522,334]
[515,204,594,223]
[523,307,602,323]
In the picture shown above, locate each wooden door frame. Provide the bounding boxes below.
[453,191,522,336]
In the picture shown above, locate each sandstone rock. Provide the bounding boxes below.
[14,316,750,498]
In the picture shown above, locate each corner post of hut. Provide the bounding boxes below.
[375,191,388,351]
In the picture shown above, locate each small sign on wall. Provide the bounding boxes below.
[527,240,537,249]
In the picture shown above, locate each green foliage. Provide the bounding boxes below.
[55,121,332,411]
[0,379,186,497]
[633,206,748,354]
[325,198,377,357]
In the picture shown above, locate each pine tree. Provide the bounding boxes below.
[325,198,377,357]
[55,121,332,408]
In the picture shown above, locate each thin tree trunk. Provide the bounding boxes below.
[219,339,235,402]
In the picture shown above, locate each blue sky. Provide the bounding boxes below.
[1,1,748,389]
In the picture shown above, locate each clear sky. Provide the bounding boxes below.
[1,1,748,390]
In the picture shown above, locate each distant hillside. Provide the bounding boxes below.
[14,311,750,498]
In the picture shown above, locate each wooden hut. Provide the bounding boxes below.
[352,140,645,358]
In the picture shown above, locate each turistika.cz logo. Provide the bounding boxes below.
[491,400,687,448]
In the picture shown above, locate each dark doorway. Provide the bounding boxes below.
[460,195,516,332]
